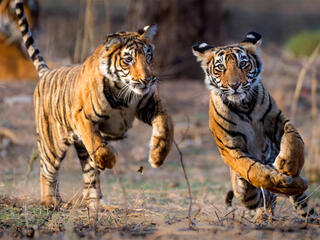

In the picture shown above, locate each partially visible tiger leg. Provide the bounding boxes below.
[74,112,116,170]
[230,169,276,213]
[74,141,117,210]
[38,140,65,208]
[37,118,69,208]
[74,142,102,208]
[289,192,317,217]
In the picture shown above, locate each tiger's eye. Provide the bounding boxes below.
[215,64,225,71]
[124,56,133,64]
[240,60,249,69]
[146,54,152,62]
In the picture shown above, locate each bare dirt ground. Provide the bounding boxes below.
[0,51,320,239]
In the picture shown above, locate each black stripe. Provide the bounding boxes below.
[38,64,48,72]
[21,28,28,35]
[103,78,128,109]
[273,111,282,142]
[214,118,247,144]
[260,86,265,104]
[222,100,248,121]
[15,3,24,14]
[211,98,236,125]
[90,94,110,120]
[247,199,260,209]
[244,192,258,202]
[216,136,248,153]
[16,9,24,18]
[25,36,34,49]
[31,49,40,61]
[136,94,156,125]
[19,17,28,28]
[260,94,272,123]
[245,86,259,118]
[41,159,56,176]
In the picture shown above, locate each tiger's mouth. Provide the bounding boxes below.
[130,77,157,94]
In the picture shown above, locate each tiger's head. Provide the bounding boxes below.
[192,32,263,103]
[99,24,157,95]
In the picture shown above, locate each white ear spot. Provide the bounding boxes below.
[142,24,157,40]
[199,43,209,48]
[246,34,256,40]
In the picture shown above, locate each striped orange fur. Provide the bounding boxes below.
[193,32,315,217]
[15,0,173,209]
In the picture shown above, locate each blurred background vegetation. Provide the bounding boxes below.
[1,0,320,78]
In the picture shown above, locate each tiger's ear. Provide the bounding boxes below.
[192,42,214,62]
[139,24,157,41]
[104,34,123,50]
[240,32,262,53]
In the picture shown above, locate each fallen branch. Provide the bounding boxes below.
[174,139,196,229]
[0,126,19,145]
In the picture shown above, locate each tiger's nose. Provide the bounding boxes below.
[142,76,155,84]
[229,82,241,90]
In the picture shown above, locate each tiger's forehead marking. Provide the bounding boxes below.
[119,37,152,57]
[214,46,248,64]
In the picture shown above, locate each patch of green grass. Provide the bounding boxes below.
[286,30,320,57]
[0,204,49,229]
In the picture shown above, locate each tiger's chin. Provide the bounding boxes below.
[130,83,156,95]
[226,93,247,103]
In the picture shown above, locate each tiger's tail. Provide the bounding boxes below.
[15,0,48,77]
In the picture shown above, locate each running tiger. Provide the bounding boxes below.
[192,32,314,216]
[15,0,173,209]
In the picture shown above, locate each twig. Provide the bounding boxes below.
[24,204,29,228]
[174,139,196,229]
[277,198,287,216]
[260,186,273,221]
[310,66,319,180]
[37,205,58,228]
[0,126,19,144]
[113,165,128,227]
[282,185,320,213]
[179,115,191,144]
[214,210,221,223]
[24,148,39,183]
[223,208,236,218]
[290,43,320,119]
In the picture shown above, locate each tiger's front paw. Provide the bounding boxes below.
[264,172,308,195]
[247,163,308,195]
[148,136,168,168]
[90,145,116,170]
[274,123,304,177]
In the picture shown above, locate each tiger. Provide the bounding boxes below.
[0,0,39,80]
[1,0,38,44]
[192,32,315,217]
[15,0,174,209]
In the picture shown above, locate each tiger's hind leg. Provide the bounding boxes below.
[38,140,65,208]
[289,192,317,218]
[230,169,276,215]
